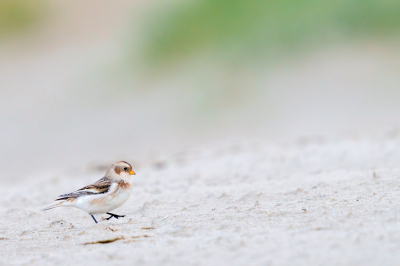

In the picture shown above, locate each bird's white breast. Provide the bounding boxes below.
[75,181,132,214]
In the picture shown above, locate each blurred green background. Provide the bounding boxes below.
[141,0,400,65]
[0,0,44,35]
[0,0,400,178]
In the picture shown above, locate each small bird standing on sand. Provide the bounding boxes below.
[42,161,136,223]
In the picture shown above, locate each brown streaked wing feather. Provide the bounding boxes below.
[56,177,112,200]
[77,176,112,193]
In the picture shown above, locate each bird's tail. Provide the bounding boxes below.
[41,202,63,211]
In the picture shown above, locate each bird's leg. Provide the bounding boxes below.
[91,215,98,224]
[105,212,126,220]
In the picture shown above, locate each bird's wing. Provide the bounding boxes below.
[76,176,112,193]
[56,177,112,200]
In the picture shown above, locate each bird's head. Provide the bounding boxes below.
[106,161,136,180]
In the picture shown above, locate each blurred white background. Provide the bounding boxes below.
[1,0,400,178]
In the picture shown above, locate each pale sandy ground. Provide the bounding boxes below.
[2,136,400,266]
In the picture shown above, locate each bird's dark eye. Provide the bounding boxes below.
[123,167,128,171]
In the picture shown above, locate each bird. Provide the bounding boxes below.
[42,161,136,223]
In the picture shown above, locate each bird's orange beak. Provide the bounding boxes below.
[129,170,136,175]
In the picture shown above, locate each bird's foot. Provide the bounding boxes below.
[105,212,125,220]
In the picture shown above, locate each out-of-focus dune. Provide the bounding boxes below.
[1,1,400,179]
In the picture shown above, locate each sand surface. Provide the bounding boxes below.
[1,137,400,266]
